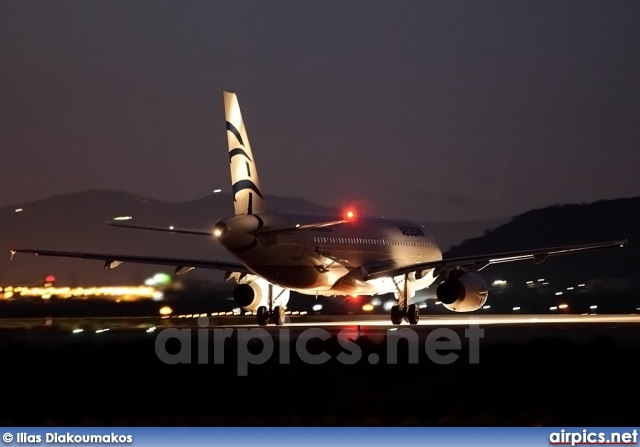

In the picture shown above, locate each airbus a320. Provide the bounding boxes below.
[10,92,628,325]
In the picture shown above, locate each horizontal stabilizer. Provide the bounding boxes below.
[249,219,349,236]
[107,221,215,236]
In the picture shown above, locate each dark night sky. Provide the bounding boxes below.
[1,1,639,222]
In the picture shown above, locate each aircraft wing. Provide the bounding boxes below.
[9,247,250,275]
[360,239,628,281]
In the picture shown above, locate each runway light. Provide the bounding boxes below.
[538,278,545,282]
[147,327,156,333]
[550,306,558,310]
[526,281,533,284]
[558,304,568,309]
[72,329,83,333]
[590,305,598,309]
[492,280,507,286]
[95,329,109,333]
[383,301,395,311]
[312,304,323,312]
[213,189,222,193]
[159,306,173,316]
[169,226,174,230]
[555,292,563,296]
[113,216,132,221]
[567,287,574,290]
[14,208,23,213]
[482,305,491,310]
[512,307,521,311]
[371,298,381,307]
[578,283,586,287]
[362,303,374,312]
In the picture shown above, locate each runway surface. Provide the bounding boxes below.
[216,313,640,328]
[2,313,640,345]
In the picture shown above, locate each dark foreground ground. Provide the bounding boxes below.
[1,323,639,426]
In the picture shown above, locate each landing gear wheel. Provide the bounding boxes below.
[390,305,402,325]
[407,304,419,325]
[256,306,269,326]
[272,306,286,326]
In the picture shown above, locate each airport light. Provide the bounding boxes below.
[213,189,222,193]
[555,292,563,296]
[72,329,83,333]
[550,306,558,311]
[590,305,598,310]
[113,216,132,221]
[15,208,23,213]
[371,298,381,307]
[312,304,323,312]
[558,304,568,309]
[418,303,427,309]
[482,305,491,310]
[383,301,395,311]
[567,287,574,290]
[526,281,533,284]
[538,278,545,282]
[153,273,171,285]
[362,303,374,312]
[578,283,586,287]
[492,280,507,286]
[512,306,521,311]
[159,306,173,316]
[96,329,109,333]
[147,327,156,333]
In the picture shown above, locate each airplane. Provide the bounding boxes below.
[10,91,628,326]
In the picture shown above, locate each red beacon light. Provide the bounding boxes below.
[45,275,56,283]
[345,210,355,221]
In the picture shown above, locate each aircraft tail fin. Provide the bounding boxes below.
[224,91,267,215]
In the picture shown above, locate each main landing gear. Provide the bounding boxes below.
[390,273,419,325]
[256,284,286,326]
[256,305,285,326]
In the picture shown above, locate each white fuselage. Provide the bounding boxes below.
[215,212,443,297]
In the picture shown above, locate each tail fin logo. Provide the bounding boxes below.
[223,91,267,215]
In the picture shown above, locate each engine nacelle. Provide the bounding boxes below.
[232,277,290,311]
[436,272,488,312]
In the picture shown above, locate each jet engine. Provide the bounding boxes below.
[232,277,290,311]
[436,272,488,312]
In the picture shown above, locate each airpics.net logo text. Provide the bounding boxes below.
[154,317,484,375]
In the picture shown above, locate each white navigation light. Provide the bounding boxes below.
[113,216,132,221]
